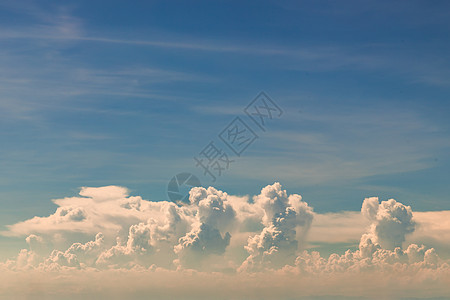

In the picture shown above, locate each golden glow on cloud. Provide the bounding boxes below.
[2,184,450,299]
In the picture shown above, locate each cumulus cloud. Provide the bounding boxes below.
[174,187,234,269]
[239,183,314,271]
[360,197,415,254]
[79,186,129,201]
[1,183,450,299]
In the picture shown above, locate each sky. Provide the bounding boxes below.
[1,1,450,299]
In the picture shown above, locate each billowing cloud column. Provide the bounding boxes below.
[174,187,235,269]
[360,197,415,257]
[239,183,313,271]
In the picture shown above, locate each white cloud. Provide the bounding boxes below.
[360,197,415,251]
[308,211,368,244]
[239,183,314,271]
[79,186,129,202]
[174,187,235,269]
[2,183,450,299]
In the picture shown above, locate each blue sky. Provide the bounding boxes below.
[1,0,450,258]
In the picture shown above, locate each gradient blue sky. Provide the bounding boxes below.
[1,0,450,257]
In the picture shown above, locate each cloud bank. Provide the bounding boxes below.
[1,183,450,299]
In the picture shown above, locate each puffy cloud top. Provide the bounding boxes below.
[361,197,415,251]
[79,186,129,202]
[240,183,314,271]
[1,182,447,291]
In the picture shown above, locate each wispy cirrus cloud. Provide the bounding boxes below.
[4,27,450,89]
[215,103,448,187]
[1,3,450,89]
